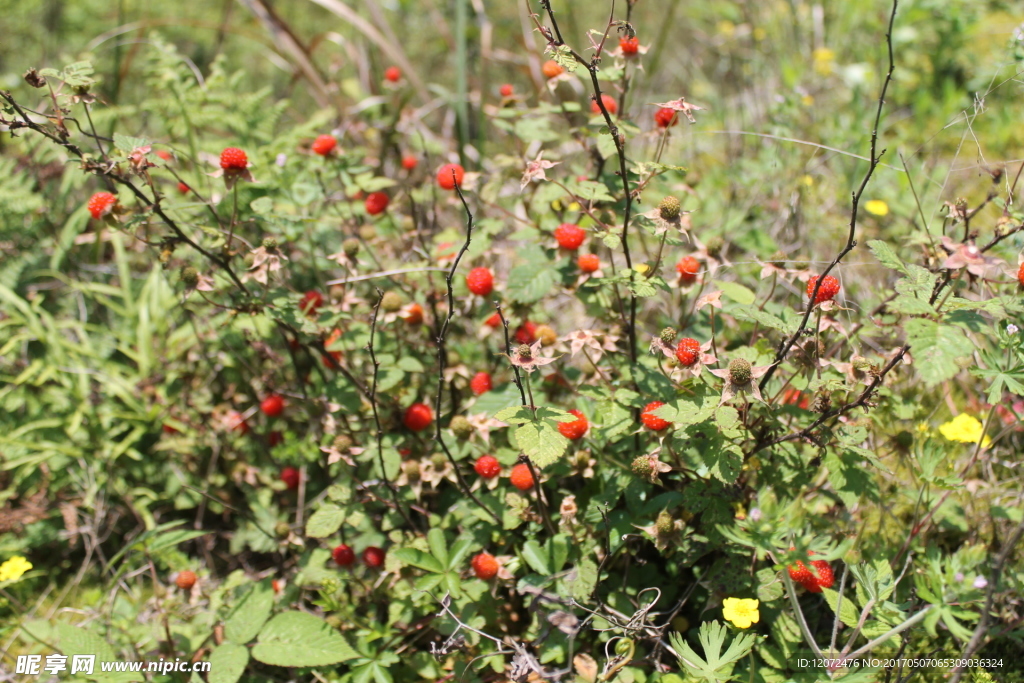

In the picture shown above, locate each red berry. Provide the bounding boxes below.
[365,192,390,215]
[470,372,493,395]
[162,423,179,435]
[322,328,344,367]
[436,163,465,190]
[474,455,501,479]
[261,394,285,418]
[514,321,538,344]
[332,544,356,566]
[402,154,418,171]
[542,60,564,79]
[312,134,337,156]
[300,290,324,316]
[1017,262,1024,287]
[177,182,190,194]
[404,402,433,431]
[640,401,671,431]
[675,338,700,366]
[176,570,197,590]
[787,560,814,584]
[806,275,840,304]
[554,223,586,251]
[268,431,284,447]
[87,192,117,220]
[280,466,300,490]
[811,559,834,589]
[654,107,678,128]
[802,578,824,594]
[619,36,640,54]
[156,150,173,161]
[676,256,700,284]
[591,93,618,115]
[782,388,810,410]
[403,303,424,326]
[471,552,500,580]
[484,312,502,328]
[557,409,588,440]
[226,411,249,434]
[499,84,514,97]
[466,267,495,296]
[577,254,600,273]
[510,462,535,491]
[384,66,401,83]
[219,147,248,170]
[363,546,386,567]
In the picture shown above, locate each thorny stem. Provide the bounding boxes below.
[497,304,528,406]
[758,0,898,391]
[432,174,501,525]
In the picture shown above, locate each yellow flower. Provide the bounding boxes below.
[801,174,814,187]
[813,47,835,76]
[717,20,736,38]
[865,200,889,216]
[753,27,767,41]
[722,597,760,629]
[801,94,815,106]
[0,556,33,582]
[939,414,991,448]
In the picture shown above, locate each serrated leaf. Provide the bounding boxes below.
[113,133,149,153]
[208,642,249,683]
[868,240,909,274]
[730,305,796,334]
[57,622,140,682]
[305,503,345,538]
[393,548,444,573]
[515,421,569,468]
[756,568,784,602]
[822,588,860,628]
[905,318,973,386]
[494,406,534,424]
[713,280,756,305]
[521,540,551,575]
[570,558,599,600]
[252,612,358,667]
[224,581,274,644]
[427,528,449,568]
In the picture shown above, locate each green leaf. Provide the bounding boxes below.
[868,240,909,274]
[305,503,345,538]
[493,406,534,424]
[669,621,756,682]
[507,256,557,304]
[252,612,358,667]
[756,568,784,602]
[730,305,796,334]
[208,642,249,683]
[427,528,449,568]
[570,558,599,600]
[393,548,444,573]
[905,318,973,386]
[822,588,859,628]
[250,197,274,214]
[113,133,149,153]
[521,540,551,575]
[224,581,274,644]
[57,622,141,682]
[713,280,756,305]
[515,421,569,468]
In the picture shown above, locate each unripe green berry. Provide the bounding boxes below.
[631,455,651,478]
[402,459,421,481]
[661,327,678,343]
[703,235,724,258]
[343,238,360,258]
[180,266,199,287]
[728,358,752,384]
[262,237,278,249]
[517,343,533,359]
[381,291,403,312]
[333,434,353,451]
[430,452,448,468]
[655,511,674,536]
[274,521,291,537]
[659,196,682,220]
[450,415,474,440]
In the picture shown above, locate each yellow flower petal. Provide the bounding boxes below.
[0,556,32,583]
[865,200,889,216]
[722,597,760,629]
[938,413,991,447]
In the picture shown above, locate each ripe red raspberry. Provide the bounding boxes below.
[801,578,824,594]
[591,93,618,115]
[470,371,493,395]
[471,552,499,580]
[176,570,197,590]
[514,321,538,344]
[436,163,465,190]
[654,107,679,128]
[640,401,671,431]
[363,546,386,567]
[404,402,433,431]
[466,267,495,296]
[365,192,390,215]
[219,147,248,170]
[177,182,190,194]
[619,36,640,54]
[810,559,834,589]
[500,84,514,97]
[300,290,324,316]
[484,312,502,328]
[474,455,501,479]
[676,256,700,284]
[806,274,840,304]
[1018,262,1024,287]
[675,338,701,366]
[384,66,401,83]
[542,60,564,79]
[323,328,343,366]
[554,223,586,251]
[332,544,356,566]
[782,388,810,410]
[268,431,284,448]
[510,462,535,491]
[156,150,173,161]
[557,409,588,440]
[403,303,424,325]
[280,466,300,490]
[402,154,418,171]
[87,192,117,219]
[226,410,249,434]
[578,254,600,273]
[261,394,285,417]
[312,134,337,156]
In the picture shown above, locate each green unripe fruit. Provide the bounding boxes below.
[381,291,403,312]
[342,238,360,258]
[659,196,681,220]
[450,415,474,440]
[180,266,199,287]
[728,358,752,384]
